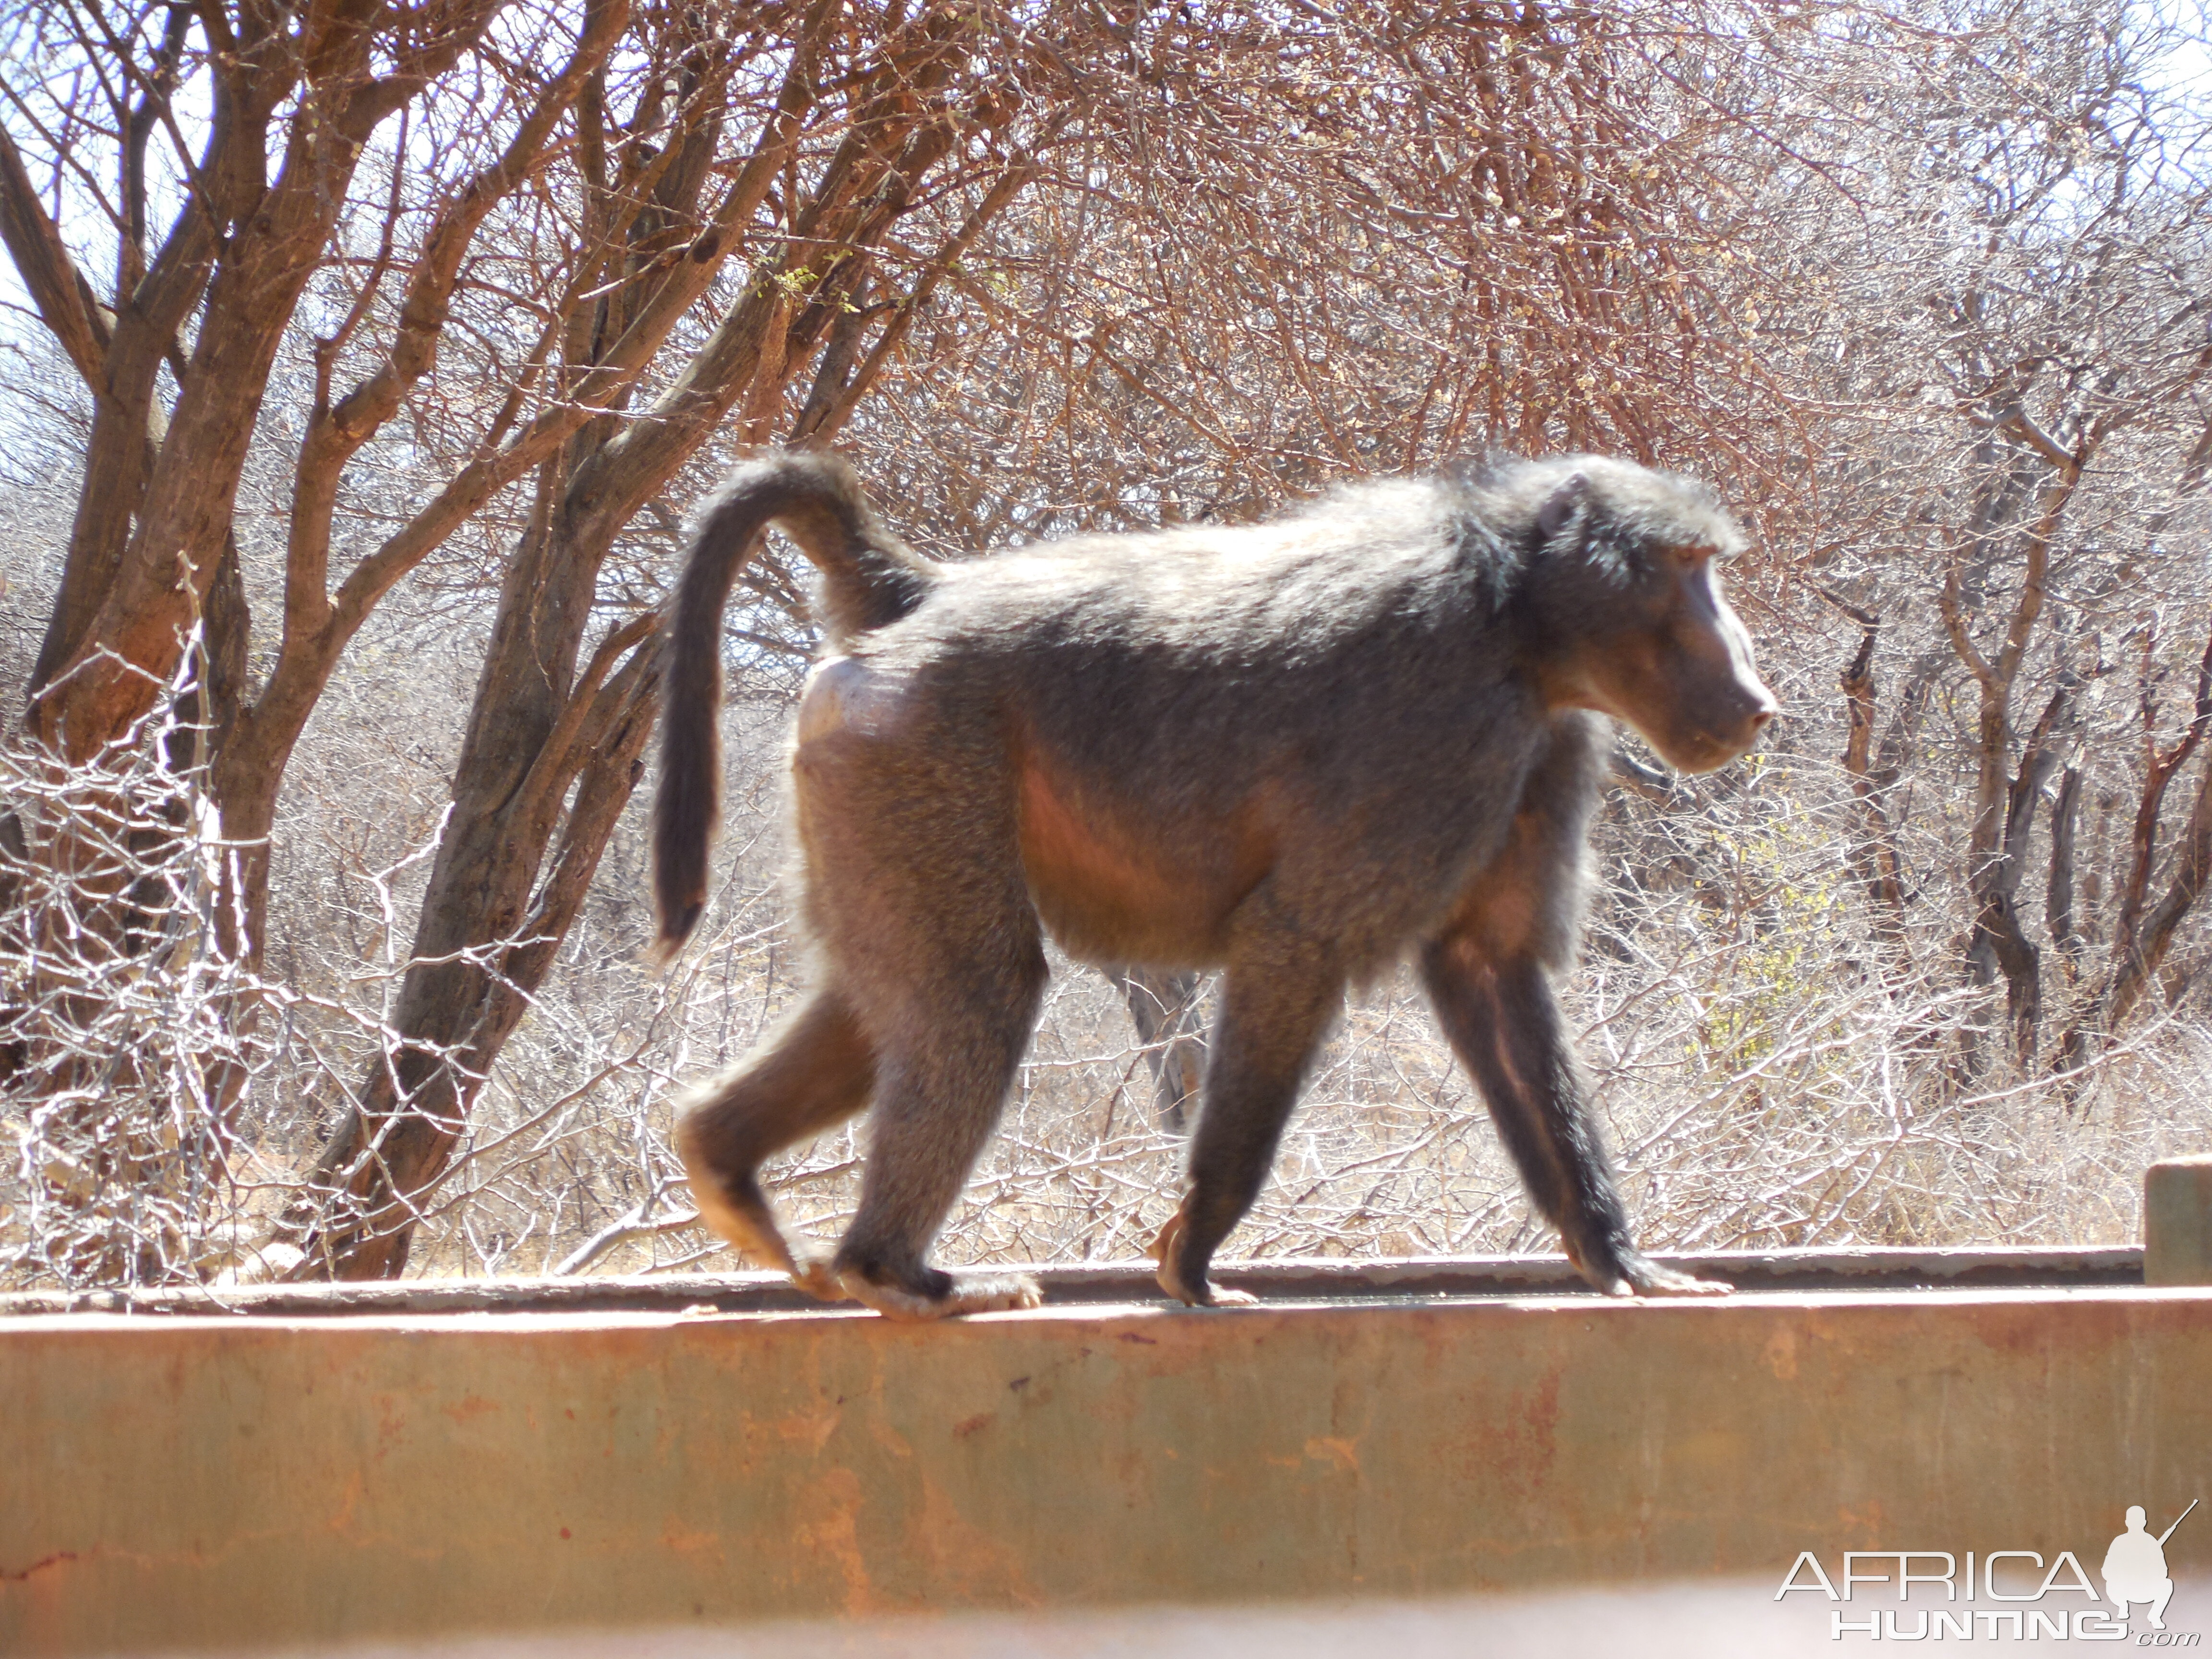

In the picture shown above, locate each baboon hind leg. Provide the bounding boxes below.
[832,942,1051,1321]
[675,987,874,1298]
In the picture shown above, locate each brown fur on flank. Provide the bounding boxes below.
[654,450,1777,1318]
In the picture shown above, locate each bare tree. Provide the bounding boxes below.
[1721,0,2212,1080]
[7,0,2211,1295]
[290,4,1070,1276]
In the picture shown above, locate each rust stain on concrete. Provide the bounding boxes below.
[792,1465,877,1614]
[1762,1326,1799,1381]
[1302,1436,1359,1475]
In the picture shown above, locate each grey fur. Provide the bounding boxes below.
[656,450,1776,1316]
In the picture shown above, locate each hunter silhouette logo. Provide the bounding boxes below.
[2106,1502,2197,1633]
[1777,1500,2200,1643]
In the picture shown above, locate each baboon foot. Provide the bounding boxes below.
[1148,1207,1258,1309]
[1575,1244,1731,1299]
[677,1134,816,1281]
[839,1268,1044,1321]
[787,1250,845,1302]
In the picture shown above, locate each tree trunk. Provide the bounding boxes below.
[2054,625,2212,1086]
[293,591,663,1277]
[1963,683,2075,1072]
[1937,410,2092,1080]
[2047,765,2083,978]
[1837,621,1913,971]
[290,15,1040,1275]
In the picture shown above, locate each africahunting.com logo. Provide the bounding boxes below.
[1778,1501,2200,1644]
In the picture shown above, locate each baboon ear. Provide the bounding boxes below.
[1536,473,1589,543]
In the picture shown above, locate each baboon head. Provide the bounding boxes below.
[1522,463,1778,774]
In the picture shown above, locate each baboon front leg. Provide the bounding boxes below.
[1421,942,1728,1298]
[676,988,874,1298]
[1153,962,1340,1308]
[831,949,1050,1321]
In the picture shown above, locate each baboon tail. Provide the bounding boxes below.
[652,452,933,962]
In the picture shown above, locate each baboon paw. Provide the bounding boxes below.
[1148,1208,1254,1307]
[944,1273,1045,1315]
[788,1252,845,1302]
[841,1270,1043,1321]
[1599,1253,1731,1298]
[688,1189,802,1277]
[675,1139,824,1285]
[1190,1283,1259,1309]
[837,1274,944,1321]
[1154,1265,1257,1308]
[682,1179,766,1259]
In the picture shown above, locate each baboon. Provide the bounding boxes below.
[654,450,1777,1318]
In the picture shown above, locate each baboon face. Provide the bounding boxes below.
[1547,540,1777,774]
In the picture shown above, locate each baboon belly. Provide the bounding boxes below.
[1015,764,1249,965]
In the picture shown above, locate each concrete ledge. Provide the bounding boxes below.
[0,1244,2148,1319]
[3,1260,2206,1655]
